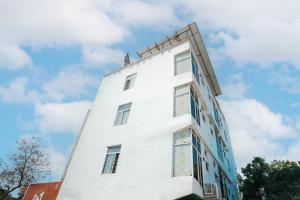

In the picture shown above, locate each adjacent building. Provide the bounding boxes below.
[21,182,62,200]
[57,23,238,200]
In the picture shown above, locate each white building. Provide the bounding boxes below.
[57,23,239,200]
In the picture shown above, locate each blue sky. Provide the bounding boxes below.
[0,0,300,179]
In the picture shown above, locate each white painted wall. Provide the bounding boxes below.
[57,40,238,200]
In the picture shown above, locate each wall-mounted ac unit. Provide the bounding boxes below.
[203,183,218,199]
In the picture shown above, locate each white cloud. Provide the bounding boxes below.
[285,142,300,161]
[83,47,124,68]
[0,67,97,104]
[0,77,40,103]
[176,0,300,68]
[47,146,67,178]
[0,0,125,47]
[269,66,300,94]
[0,43,32,70]
[0,0,126,69]
[35,101,91,134]
[220,98,299,169]
[0,0,183,70]
[42,67,98,102]
[111,1,182,30]
[222,73,247,99]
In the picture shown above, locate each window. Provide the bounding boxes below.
[114,103,131,125]
[174,85,202,127]
[102,145,121,173]
[190,87,201,125]
[173,129,203,185]
[192,131,203,186]
[174,85,190,116]
[175,51,191,75]
[206,161,210,171]
[227,159,231,172]
[191,53,200,83]
[123,73,137,90]
[224,130,228,141]
[173,129,192,176]
[216,136,223,160]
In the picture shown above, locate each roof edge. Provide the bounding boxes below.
[138,22,222,96]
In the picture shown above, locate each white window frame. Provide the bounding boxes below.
[190,86,201,125]
[172,128,193,177]
[102,145,121,174]
[191,130,203,186]
[174,85,190,117]
[123,73,137,91]
[174,50,191,75]
[114,103,132,126]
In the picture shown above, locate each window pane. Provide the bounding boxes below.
[175,94,189,116]
[121,110,130,124]
[114,112,123,125]
[124,74,137,90]
[196,108,200,125]
[103,154,115,173]
[197,140,201,153]
[128,79,135,89]
[123,80,131,90]
[175,86,189,96]
[174,129,191,145]
[192,147,199,181]
[118,103,131,111]
[191,96,196,118]
[174,144,192,176]
[175,51,190,62]
[126,73,137,80]
[115,103,131,125]
[107,146,121,154]
[192,134,197,147]
[198,154,203,186]
[176,59,191,75]
[111,153,120,173]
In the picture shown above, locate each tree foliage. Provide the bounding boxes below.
[0,137,50,200]
[239,157,300,200]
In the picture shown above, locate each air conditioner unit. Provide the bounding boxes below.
[204,183,218,199]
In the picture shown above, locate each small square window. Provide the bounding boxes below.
[124,73,137,90]
[102,145,121,174]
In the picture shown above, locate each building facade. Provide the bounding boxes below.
[57,23,239,200]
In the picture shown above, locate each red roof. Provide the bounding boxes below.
[21,182,61,200]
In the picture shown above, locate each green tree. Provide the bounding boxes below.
[239,157,269,200]
[266,160,300,200]
[239,157,300,200]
